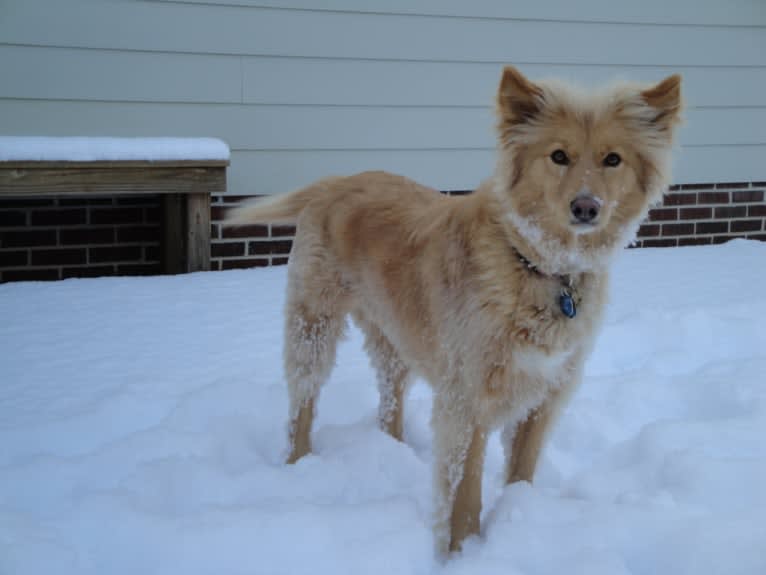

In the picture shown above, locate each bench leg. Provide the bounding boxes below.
[162,194,185,274]
[161,193,210,274]
[186,192,210,272]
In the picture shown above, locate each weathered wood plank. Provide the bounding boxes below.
[0,165,227,196]
[0,160,229,169]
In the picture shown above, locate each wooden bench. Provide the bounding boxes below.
[0,138,229,274]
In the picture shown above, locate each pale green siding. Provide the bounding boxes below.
[1,0,765,193]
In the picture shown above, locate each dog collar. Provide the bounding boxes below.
[512,247,577,319]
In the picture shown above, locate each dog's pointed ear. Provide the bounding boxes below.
[641,74,683,132]
[497,66,544,127]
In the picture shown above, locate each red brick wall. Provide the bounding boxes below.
[2,181,764,282]
[635,182,766,247]
[210,195,294,270]
[0,196,160,282]
[211,181,766,270]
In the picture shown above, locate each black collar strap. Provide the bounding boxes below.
[511,246,578,319]
[513,248,543,275]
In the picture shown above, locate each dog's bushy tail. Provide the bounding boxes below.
[225,176,342,226]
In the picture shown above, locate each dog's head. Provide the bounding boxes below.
[493,66,682,272]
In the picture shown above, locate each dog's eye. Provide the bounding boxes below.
[550,149,569,166]
[603,152,621,167]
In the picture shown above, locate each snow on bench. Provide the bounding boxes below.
[0,137,230,275]
[0,136,230,163]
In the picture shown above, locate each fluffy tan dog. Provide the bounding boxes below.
[227,66,682,554]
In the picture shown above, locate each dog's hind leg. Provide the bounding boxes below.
[358,318,411,441]
[283,236,348,464]
[284,298,346,463]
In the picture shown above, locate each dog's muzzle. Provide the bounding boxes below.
[570,195,601,224]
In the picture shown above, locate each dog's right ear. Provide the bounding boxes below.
[497,66,544,128]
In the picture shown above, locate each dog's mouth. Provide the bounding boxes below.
[569,219,600,234]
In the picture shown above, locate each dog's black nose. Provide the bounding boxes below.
[570,196,600,223]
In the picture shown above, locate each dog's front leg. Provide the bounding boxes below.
[432,397,487,554]
[504,357,585,484]
[502,396,557,485]
[503,374,581,484]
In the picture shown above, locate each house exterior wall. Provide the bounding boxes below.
[1,0,765,194]
[1,0,765,278]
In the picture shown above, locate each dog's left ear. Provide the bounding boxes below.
[497,66,544,128]
[641,74,683,133]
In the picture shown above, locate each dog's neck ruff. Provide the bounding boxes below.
[512,246,578,319]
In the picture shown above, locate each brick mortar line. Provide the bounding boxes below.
[691,200,763,205]
[210,221,279,229]
[713,183,756,189]
[3,259,160,267]
[0,223,162,229]
[0,240,161,247]
[704,204,765,207]
[655,205,764,211]
[1,262,160,272]
[212,237,294,242]
[0,242,158,252]
[25,245,158,251]
[210,223,766,236]
[661,231,763,238]
[211,219,765,232]
[652,217,765,224]
[210,204,765,215]
[213,255,271,260]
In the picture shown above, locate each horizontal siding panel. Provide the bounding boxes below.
[1,101,762,151]
[681,108,766,146]
[672,147,766,186]
[4,45,763,108]
[0,45,242,104]
[173,0,766,27]
[227,149,495,195]
[229,146,766,196]
[239,107,496,150]
[2,1,764,65]
[237,107,766,149]
[245,59,766,108]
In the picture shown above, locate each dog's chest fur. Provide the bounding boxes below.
[451,251,608,425]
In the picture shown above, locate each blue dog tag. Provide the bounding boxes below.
[559,290,576,319]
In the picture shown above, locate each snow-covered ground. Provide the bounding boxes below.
[1,240,765,575]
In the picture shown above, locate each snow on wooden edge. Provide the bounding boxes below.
[0,137,230,162]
